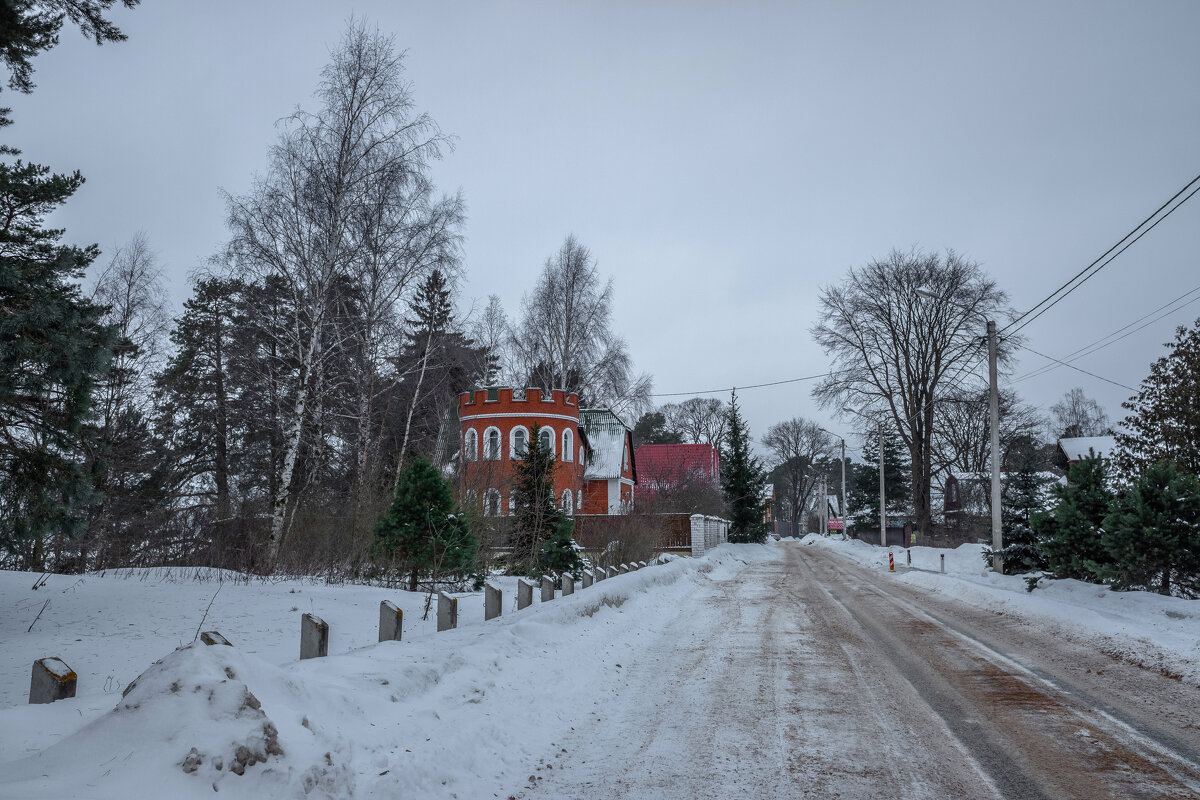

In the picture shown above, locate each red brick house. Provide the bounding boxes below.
[457,388,637,518]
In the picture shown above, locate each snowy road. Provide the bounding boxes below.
[525,542,1200,800]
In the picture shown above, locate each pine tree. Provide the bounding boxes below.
[1039,453,1115,582]
[1114,319,1200,480]
[510,423,564,573]
[0,159,115,569]
[721,390,767,543]
[847,428,910,535]
[1101,461,1200,597]
[990,441,1053,574]
[372,456,477,591]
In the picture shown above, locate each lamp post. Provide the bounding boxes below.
[843,407,886,548]
[915,288,1003,573]
[819,426,848,541]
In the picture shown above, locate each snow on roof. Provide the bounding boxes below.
[580,408,631,481]
[1058,435,1117,463]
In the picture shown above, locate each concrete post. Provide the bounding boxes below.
[379,600,403,642]
[29,657,76,704]
[517,579,534,609]
[485,583,502,620]
[300,613,328,660]
[638,561,648,569]
[619,563,629,574]
[200,631,231,646]
[541,575,555,602]
[940,554,945,573]
[581,569,594,588]
[690,513,706,556]
[595,566,606,581]
[562,573,575,596]
[606,566,618,579]
[437,591,458,631]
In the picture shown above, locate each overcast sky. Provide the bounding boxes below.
[9,1,1199,453]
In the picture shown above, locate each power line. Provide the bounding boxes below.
[648,371,835,398]
[1014,343,1136,391]
[1001,173,1200,338]
[1013,282,1200,384]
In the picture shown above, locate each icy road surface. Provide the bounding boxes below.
[525,542,1200,800]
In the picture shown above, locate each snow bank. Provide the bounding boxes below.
[802,535,1200,684]
[0,546,777,799]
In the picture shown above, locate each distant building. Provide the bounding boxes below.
[579,408,637,514]
[1058,435,1117,466]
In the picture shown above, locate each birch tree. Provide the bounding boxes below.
[224,22,462,568]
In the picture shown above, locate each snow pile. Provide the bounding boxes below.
[0,547,776,799]
[802,534,1200,684]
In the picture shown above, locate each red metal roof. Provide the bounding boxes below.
[634,443,720,490]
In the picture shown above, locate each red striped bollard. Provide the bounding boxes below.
[889,552,895,571]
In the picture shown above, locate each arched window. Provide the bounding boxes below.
[510,426,529,459]
[464,428,478,462]
[539,425,555,457]
[561,489,574,516]
[509,491,517,516]
[562,428,574,462]
[484,427,501,460]
[622,443,629,472]
[484,488,501,517]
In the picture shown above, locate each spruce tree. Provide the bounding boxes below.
[847,428,909,535]
[372,456,477,591]
[1039,453,1115,582]
[1114,319,1200,480]
[990,441,1053,574]
[1101,461,1200,597]
[0,159,115,568]
[510,423,564,573]
[721,390,767,543]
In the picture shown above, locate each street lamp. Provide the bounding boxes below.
[842,407,886,548]
[819,426,848,541]
[915,288,1003,573]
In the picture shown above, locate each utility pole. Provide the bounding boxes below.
[987,319,1003,573]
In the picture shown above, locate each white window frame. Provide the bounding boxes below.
[538,425,555,457]
[561,489,574,516]
[510,426,529,460]
[483,426,501,460]
[464,428,478,462]
[484,488,501,517]
[562,428,574,462]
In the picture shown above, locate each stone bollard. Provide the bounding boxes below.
[29,657,76,704]
[301,613,329,660]
[485,583,503,620]
[562,573,575,596]
[906,549,912,566]
[517,578,534,610]
[582,569,594,588]
[639,561,648,569]
[940,554,945,573]
[200,631,232,646]
[606,566,618,579]
[595,567,605,581]
[541,575,555,602]
[619,563,630,574]
[437,591,458,631]
[379,600,403,642]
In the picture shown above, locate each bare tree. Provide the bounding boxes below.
[812,249,1013,535]
[661,397,728,449]
[762,418,835,537]
[512,234,651,409]
[932,387,1045,483]
[224,21,462,568]
[1049,387,1111,440]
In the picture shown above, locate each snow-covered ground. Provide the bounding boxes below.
[801,534,1200,685]
[1,540,1197,798]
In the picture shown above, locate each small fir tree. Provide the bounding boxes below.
[1039,452,1115,582]
[1101,461,1200,597]
[538,516,583,578]
[510,423,564,573]
[721,390,767,543]
[372,457,477,591]
[847,427,910,535]
[988,441,1053,574]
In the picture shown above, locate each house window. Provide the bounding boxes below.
[562,489,574,516]
[511,426,529,459]
[464,428,478,462]
[484,427,501,460]
[622,443,629,472]
[539,426,555,457]
[562,428,574,462]
[486,387,498,402]
[484,488,501,517]
[509,491,517,516]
